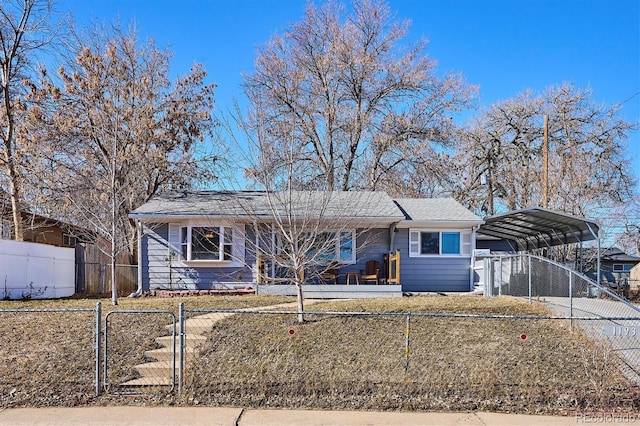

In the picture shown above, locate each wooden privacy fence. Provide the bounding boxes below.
[75,244,137,296]
[78,263,137,296]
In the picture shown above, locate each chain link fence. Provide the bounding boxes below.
[174,307,638,412]
[0,308,98,407]
[1,293,639,413]
[484,254,640,384]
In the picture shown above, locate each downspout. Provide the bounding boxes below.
[129,219,143,297]
[470,224,480,291]
[389,222,399,252]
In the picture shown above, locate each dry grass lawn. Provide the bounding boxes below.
[0,294,638,414]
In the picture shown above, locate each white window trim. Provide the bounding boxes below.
[408,229,472,258]
[168,222,245,267]
[613,264,632,272]
[334,229,357,264]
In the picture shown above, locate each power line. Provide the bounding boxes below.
[621,91,640,105]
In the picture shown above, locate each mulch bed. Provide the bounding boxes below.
[153,288,255,298]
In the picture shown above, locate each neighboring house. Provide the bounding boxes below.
[0,191,90,248]
[582,247,640,285]
[0,190,137,295]
[129,190,484,296]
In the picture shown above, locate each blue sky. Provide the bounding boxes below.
[55,0,640,182]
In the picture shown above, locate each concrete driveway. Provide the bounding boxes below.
[543,296,640,384]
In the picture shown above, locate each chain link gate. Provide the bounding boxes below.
[103,310,177,394]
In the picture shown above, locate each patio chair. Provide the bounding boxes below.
[360,260,380,285]
[320,262,340,284]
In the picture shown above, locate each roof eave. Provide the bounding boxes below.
[396,219,484,228]
[130,212,406,226]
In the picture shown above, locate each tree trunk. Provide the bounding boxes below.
[295,279,305,323]
[8,167,24,241]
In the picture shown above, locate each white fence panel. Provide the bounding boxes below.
[0,240,75,299]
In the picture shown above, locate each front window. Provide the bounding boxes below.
[410,230,469,257]
[305,230,356,264]
[171,224,238,262]
[441,232,460,254]
[339,231,354,262]
[420,232,439,254]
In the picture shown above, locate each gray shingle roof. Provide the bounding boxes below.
[130,190,406,221]
[393,198,482,223]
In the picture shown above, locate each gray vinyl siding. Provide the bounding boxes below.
[142,223,255,290]
[393,229,472,292]
[140,223,395,288]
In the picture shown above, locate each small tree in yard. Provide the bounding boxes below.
[243,190,377,323]
[224,112,381,323]
[26,23,218,304]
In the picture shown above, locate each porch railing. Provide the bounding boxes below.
[386,249,400,284]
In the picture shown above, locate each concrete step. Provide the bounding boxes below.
[133,361,174,377]
[155,334,207,349]
[165,322,216,335]
[145,347,198,362]
[120,377,173,387]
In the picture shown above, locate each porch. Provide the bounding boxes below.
[252,250,401,290]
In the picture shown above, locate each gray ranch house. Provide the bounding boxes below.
[129,190,484,298]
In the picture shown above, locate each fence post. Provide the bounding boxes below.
[404,314,411,371]
[178,302,184,395]
[569,273,573,332]
[95,301,102,396]
[528,255,532,303]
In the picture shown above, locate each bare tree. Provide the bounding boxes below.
[449,84,636,217]
[243,0,475,192]
[218,110,385,323]
[544,84,636,213]
[26,23,219,303]
[0,0,61,240]
[244,190,375,323]
[601,195,640,256]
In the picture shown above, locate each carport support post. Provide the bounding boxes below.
[95,301,102,396]
[498,257,503,296]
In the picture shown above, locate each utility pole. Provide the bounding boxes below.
[542,115,549,208]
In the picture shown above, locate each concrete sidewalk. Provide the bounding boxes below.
[0,406,583,425]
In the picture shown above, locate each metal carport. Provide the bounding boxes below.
[477,207,601,282]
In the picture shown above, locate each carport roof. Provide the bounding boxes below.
[477,207,600,251]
